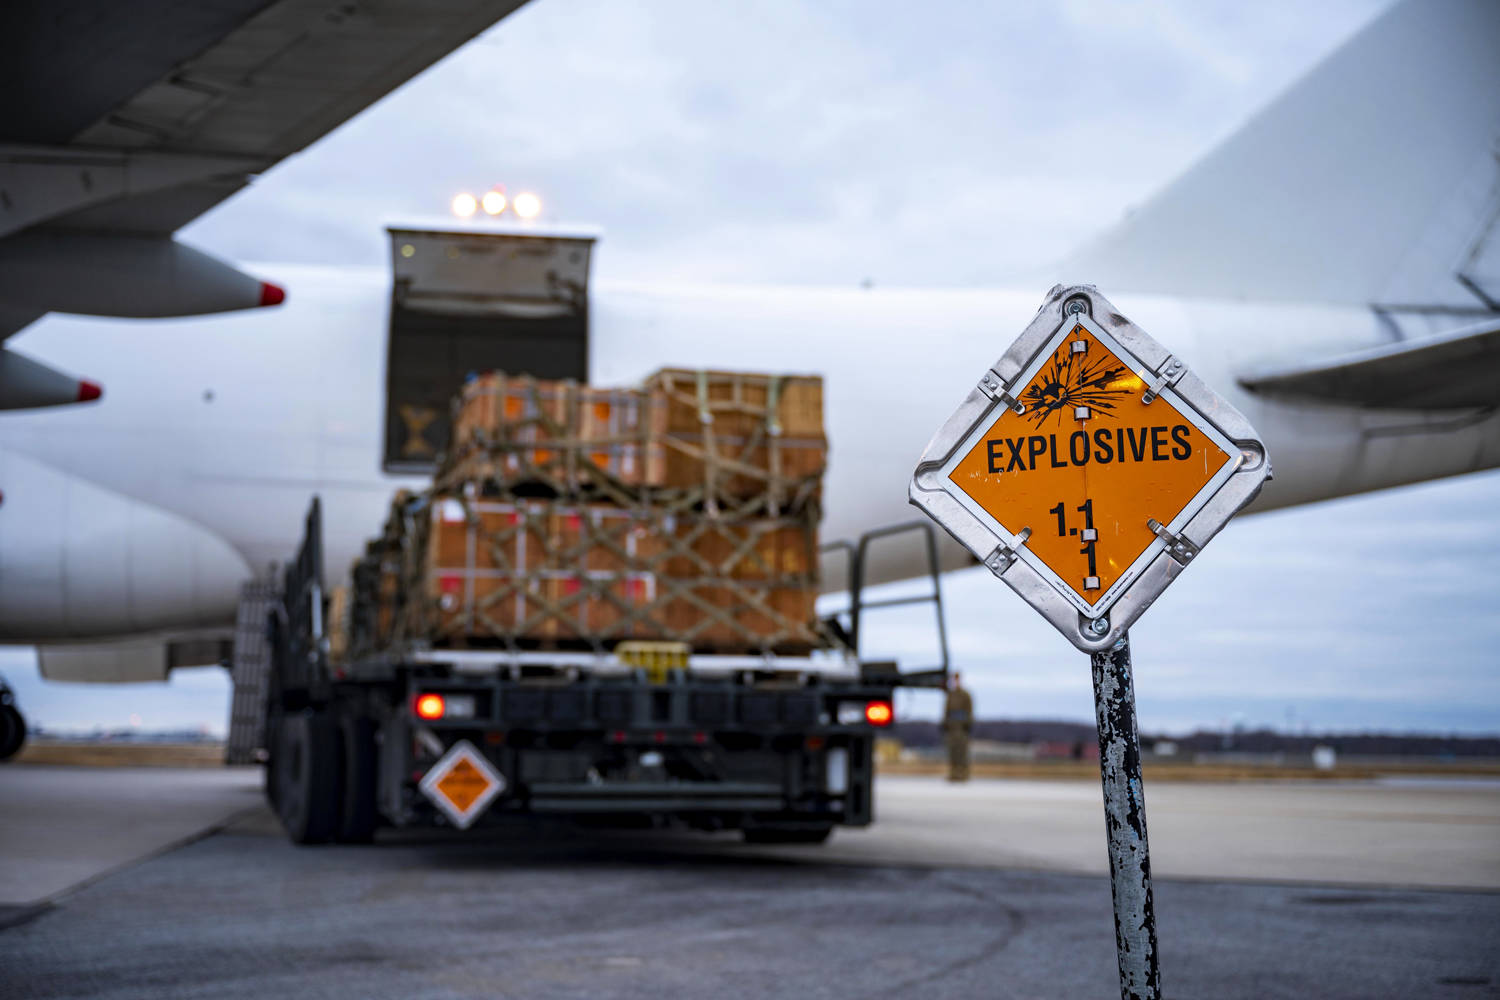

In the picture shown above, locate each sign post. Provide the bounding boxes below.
[909,285,1271,1000]
[1091,633,1157,996]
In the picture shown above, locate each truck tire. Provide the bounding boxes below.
[264,708,287,819]
[262,712,281,807]
[273,710,341,845]
[742,824,834,845]
[336,716,379,844]
[0,705,25,761]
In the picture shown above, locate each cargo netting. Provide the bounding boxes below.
[342,369,842,658]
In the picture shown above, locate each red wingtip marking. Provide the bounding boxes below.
[259,282,286,307]
[77,380,103,402]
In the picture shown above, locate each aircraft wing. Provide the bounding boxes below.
[0,0,528,408]
[2,0,528,238]
[1239,319,1500,410]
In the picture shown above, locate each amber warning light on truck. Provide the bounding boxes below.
[837,700,894,726]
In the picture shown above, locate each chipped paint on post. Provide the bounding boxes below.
[1091,633,1161,1000]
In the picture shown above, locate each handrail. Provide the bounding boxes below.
[819,519,950,688]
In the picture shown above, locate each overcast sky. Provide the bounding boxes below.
[10,0,1496,739]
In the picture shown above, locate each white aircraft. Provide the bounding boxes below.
[0,0,1497,687]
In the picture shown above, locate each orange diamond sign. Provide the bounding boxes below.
[436,757,490,811]
[910,286,1271,651]
[418,739,506,828]
[945,321,1234,609]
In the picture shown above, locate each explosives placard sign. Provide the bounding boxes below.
[909,285,1271,651]
[418,739,506,829]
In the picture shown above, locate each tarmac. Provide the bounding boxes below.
[1,766,1497,998]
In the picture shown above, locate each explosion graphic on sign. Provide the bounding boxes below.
[1021,340,1132,427]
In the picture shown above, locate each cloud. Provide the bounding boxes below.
[183,0,1389,287]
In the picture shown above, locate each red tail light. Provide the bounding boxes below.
[415,693,445,720]
[864,700,893,727]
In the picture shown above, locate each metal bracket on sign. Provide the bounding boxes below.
[983,527,1031,578]
[1147,518,1199,565]
[1141,356,1185,405]
[978,368,1026,415]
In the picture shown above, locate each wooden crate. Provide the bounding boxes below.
[442,369,825,510]
[646,368,826,503]
[423,570,660,643]
[655,583,819,653]
[425,497,666,572]
[653,368,824,438]
[404,495,822,652]
[414,498,667,644]
[444,373,666,492]
[346,491,421,656]
[660,515,814,580]
[326,585,351,664]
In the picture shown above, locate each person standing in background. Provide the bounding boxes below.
[943,672,973,782]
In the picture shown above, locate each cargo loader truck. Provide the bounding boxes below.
[260,368,949,845]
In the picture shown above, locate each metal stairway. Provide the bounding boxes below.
[224,575,280,765]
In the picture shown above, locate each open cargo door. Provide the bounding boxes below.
[383,222,598,473]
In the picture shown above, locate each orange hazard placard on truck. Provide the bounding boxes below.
[418,740,506,829]
[942,323,1236,611]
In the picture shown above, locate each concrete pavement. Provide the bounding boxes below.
[0,765,262,905]
[2,766,1497,998]
[3,804,1498,1000]
[3,768,1497,908]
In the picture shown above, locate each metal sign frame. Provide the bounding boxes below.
[909,284,1271,652]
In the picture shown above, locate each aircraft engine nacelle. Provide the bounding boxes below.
[0,447,249,663]
[0,348,101,410]
[0,231,284,319]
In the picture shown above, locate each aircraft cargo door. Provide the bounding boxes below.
[383,224,597,473]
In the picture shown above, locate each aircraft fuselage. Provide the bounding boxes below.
[1,267,1496,641]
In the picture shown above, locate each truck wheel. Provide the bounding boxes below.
[336,716,378,844]
[273,710,341,845]
[262,711,283,807]
[743,824,834,845]
[0,705,25,761]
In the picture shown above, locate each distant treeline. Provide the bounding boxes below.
[893,720,1500,757]
[895,719,1096,748]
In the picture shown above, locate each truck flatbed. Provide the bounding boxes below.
[257,499,946,847]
